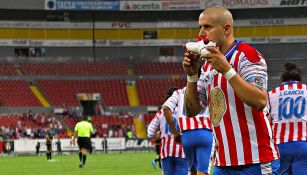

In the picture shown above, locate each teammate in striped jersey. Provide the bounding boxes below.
[147,87,188,175]
[268,62,307,175]
[163,87,213,175]
[183,6,279,175]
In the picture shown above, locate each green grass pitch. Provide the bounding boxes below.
[0,152,161,175]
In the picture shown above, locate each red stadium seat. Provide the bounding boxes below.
[0,80,41,106]
[136,79,186,105]
[38,80,129,106]
[22,62,128,76]
[134,62,184,75]
[0,63,17,76]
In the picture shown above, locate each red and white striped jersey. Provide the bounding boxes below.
[268,82,307,144]
[147,109,185,159]
[163,87,212,132]
[198,41,279,166]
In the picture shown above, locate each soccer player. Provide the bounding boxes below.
[268,62,307,175]
[73,116,94,168]
[163,86,213,175]
[45,130,53,160]
[151,132,162,169]
[35,142,40,156]
[182,6,279,175]
[147,87,188,175]
[56,138,62,155]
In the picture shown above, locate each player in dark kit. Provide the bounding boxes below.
[151,131,162,169]
[45,130,53,160]
[36,142,40,155]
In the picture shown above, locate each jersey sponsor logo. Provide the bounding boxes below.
[209,87,226,126]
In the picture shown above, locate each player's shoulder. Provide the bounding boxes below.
[75,121,82,127]
[178,87,185,94]
[237,42,264,63]
[268,84,287,95]
[301,83,307,87]
[179,86,185,91]
[268,87,277,95]
[301,83,307,91]
[89,122,94,128]
[170,87,183,95]
[154,109,163,118]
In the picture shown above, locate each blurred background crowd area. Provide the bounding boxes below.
[0,109,139,140]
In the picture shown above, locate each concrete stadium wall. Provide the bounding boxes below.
[0,43,306,61]
[0,0,43,10]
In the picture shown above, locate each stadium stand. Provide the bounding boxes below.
[0,63,18,76]
[0,112,136,140]
[37,80,129,106]
[63,114,134,137]
[22,62,128,76]
[134,62,184,75]
[266,58,307,89]
[136,79,186,105]
[0,80,41,106]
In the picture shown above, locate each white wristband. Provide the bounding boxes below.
[224,68,236,81]
[187,74,198,83]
